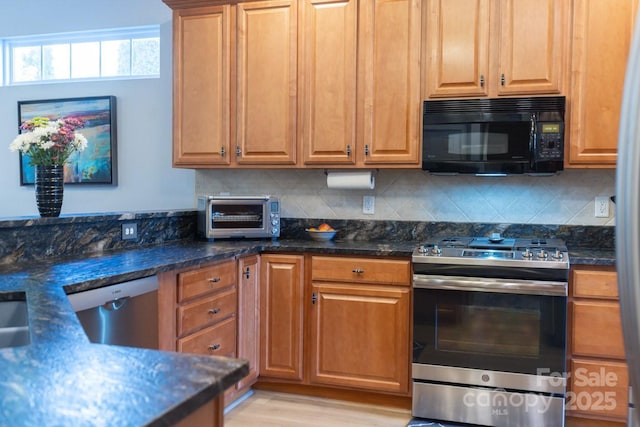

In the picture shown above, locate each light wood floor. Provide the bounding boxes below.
[224,392,629,427]
[225,390,413,427]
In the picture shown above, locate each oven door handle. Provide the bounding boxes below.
[412,274,567,296]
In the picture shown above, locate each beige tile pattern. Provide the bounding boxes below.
[196,169,616,226]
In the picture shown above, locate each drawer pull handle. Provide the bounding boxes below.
[352,269,365,274]
[208,343,221,351]
[209,277,221,284]
[208,308,221,315]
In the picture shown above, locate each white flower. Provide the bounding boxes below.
[9,133,31,152]
[9,115,87,165]
[73,134,88,151]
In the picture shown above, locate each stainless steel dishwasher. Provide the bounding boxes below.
[67,276,159,349]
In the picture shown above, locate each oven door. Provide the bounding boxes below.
[413,274,567,378]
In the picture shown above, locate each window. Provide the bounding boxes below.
[3,26,160,85]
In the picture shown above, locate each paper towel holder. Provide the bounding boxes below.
[325,169,377,190]
[323,168,379,176]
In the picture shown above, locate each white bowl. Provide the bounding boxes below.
[306,230,337,241]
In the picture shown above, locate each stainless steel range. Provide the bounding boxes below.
[411,234,569,427]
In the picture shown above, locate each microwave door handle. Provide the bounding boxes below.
[530,113,537,167]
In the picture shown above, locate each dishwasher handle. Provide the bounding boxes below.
[102,296,131,311]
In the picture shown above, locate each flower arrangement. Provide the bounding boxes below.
[9,116,88,166]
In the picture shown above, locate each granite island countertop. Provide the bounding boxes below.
[0,237,614,425]
[0,238,416,426]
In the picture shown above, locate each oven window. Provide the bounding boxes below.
[211,203,264,229]
[437,304,540,357]
[414,288,566,375]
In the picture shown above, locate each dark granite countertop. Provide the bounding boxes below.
[0,238,414,426]
[567,248,616,266]
[0,236,614,425]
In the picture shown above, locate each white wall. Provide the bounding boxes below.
[0,0,195,218]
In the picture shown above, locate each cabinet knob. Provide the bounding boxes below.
[346,144,351,156]
[364,145,370,156]
[220,146,226,157]
[208,308,221,315]
[480,74,485,88]
[500,73,505,86]
[208,343,221,351]
[209,277,221,284]
[244,267,251,279]
[352,269,365,274]
[236,146,242,157]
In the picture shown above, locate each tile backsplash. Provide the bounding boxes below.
[196,169,616,226]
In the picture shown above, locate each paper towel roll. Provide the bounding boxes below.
[326,171,375,190]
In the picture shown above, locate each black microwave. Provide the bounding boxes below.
[422,96,565,175]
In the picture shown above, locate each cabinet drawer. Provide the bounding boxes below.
[178,316,236,357]
[178,287,237,337]
[311,256,410,285]
[572,269,618,299]
[572,300,626,358]
[178,260,236,302]
[569,358,629,419]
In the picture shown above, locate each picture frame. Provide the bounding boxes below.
[18,96,117,185]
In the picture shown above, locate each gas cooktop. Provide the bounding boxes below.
[412,234,570,269]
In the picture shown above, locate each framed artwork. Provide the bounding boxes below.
[18,96,117,185]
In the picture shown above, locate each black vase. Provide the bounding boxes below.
[35,165,64,217]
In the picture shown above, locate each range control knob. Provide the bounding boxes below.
[522,248,533,258]
[537,250,548,259]
[552,249,564,259]
[418,245,429,254]
[432,245,442,255]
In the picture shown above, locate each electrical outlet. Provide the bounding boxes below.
[363,196,375,215]
[595,196,610,218]
[122,223,138,240]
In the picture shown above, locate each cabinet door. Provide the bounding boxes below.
[572,300,626,359]
[309,283,410,394]
[236,0,298,165]
[300,0,357,165]
[236,255,260,390]
[569,359,629,420]
[423,0,490,98]
[259,254,304,381]
[172,6,231,167]
[568,0,639,166]
[495,0,567,95]
[359,0,422,166]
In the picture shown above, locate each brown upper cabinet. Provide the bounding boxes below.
[166,0,297,167]
[423,0,568,98]
[567,0,639,167]
[163,0,422,168]
[300,0,422,167]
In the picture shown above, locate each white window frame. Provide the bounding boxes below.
[2,25,160,86]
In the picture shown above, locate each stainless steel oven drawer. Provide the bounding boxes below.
[412,381,565,427]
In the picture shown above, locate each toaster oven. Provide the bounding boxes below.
[197,195,280,240]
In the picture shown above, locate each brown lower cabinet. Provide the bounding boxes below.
[568,266,629,424]
[259,253,305,381]
[258,253,411,399]
[158,255,260,409]
[158,253,630,425]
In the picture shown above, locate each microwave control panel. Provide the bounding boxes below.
[535,122,564,161]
